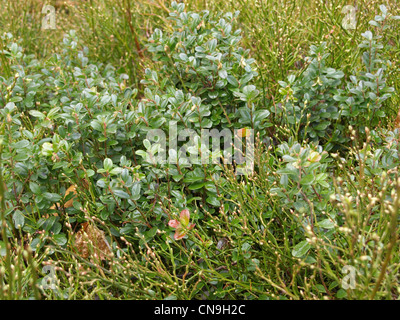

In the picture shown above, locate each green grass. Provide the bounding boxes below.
[1,0,400,300]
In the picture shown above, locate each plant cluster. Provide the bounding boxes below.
[0,2,399,300]
[276,6,399,151]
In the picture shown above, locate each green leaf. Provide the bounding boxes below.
[90,120,103,132]
[14,152,29,162]
[29,110,45,119]
[318,180,330,188]
[329,281,339,290]
[145,227,158,240]
[227,75,239,87]
[277,168,297,175]
[314,122,330,131]
[206,196,220,207]
[336,289,347,299]
[315,284,326,293]
[13,210,25,229]
[11,140,30,149]
[143,139,151,150]
[361,31,373,41]
[292,240,311,258]
[318,219,335,229]
[254,109,270,122]
[218,69,228,79]
[54,234,67,246]
[29,182,41,194]
[103,158,113,171]
[183,176,204,183]
[110,167,123,175]
[188,182,205,190]
[379,5,387,15]
[9,96,23,103]
[282,155,297,162]
[300,174,315,186]
[47,107,60,118]
[179,53,188,61]
[43,192,62,202]
[30,237,41,251]
[209,38,217,51]
[86,169,95,177]
[42,216,57,231]
[131,182,141,201]
[240,74,254,86]
[242,85,259,101]
[113,189,130,199]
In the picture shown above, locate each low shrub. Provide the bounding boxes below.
[276,6,399,151]
[0,2,399,300]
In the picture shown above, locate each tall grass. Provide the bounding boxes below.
[0,159,41,299]
[0,0,76,64]
[68,0,170,88]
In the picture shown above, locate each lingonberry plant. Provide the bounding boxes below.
[0,2,399,300]
[276,5,399,151]
[145,2,270,133]
[1,1,268,251]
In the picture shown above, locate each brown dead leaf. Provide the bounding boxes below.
[49,180,89,215]
[49,185,77,214]
[73,222,112,261]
